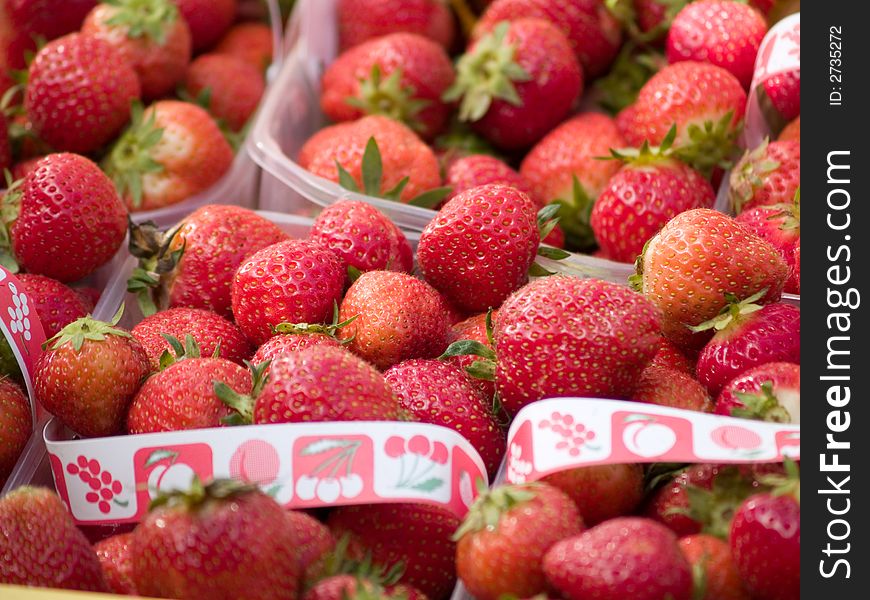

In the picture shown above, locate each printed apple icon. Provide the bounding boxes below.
[622,417,677,458]
[147,462,196,498]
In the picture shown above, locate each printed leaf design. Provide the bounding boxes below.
[300,439,354,456]
[113,498,130,508]
[410,477,444,493]
[144,449,179,468]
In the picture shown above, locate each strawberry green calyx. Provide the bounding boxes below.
[433,120,501,165]
[0,171,22,272]
[680,466,758,540]
[104,0,180,44]
[148,476,259,511]
[605,0,691,44]
[442,21,532,122]
[608,124,679,165]
[768,186,800,232]
[103,101,165,209]
[672,111,741,178]
[594,43,665,114]
[728,138,780,212]
[687,288,768,333]
[156,333,219,370]
[126,220,185,317]
[731,381,791,423]
[532,204,571,275]
[439,339,497,382]
[273,301,358,342]
[215,360,270,425]
[452,481,538,541]
[630,236,654,291]
[550,175,597,251]
[346,65,430,133]
[757,458,800,503]
[46,305,130,352]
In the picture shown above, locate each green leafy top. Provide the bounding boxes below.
[346,65,430,134]
[126,220,185,317]
[728,138,781,213]
[0,170,23,272]
[452,481,538,541]
[731,380,792,423]
[104,0,180,45]
[606,124,678,165]
[148,476,260,512]
[605,0,691,44]
[594,42,665,114]
[102,101,165,208]
[767,186,800,232]
[671,111,741,179]
[688,288,768,333]
[46,305,129,352]
[273,301,358,343]
[547,175,598,251]
[215,360,271,426]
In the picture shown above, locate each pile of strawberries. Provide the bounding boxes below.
[1,0,800,599]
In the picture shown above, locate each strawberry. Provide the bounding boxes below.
[337,0,455,52]
[645,464,726,537]
[635,208,788,348]
[694,299,800,396]
[0,113,9,173]
[0,486,107,590]
[9,156,43,181]
[778,115,800,142]
[127,205,289,319]
[590,130,716,263]
[25,33,140,154]
[321,33,454,141]
[172,0,236,52]
[447,311,497,400]
[445,154,540,206]
[735,188,800,294]
[615,102,644,146]
[543,517,693,600]
[298,115,442,204]
[715,361,800,423]
[15,273,92,338]
[338,271,452,370]
[131,307,253,370]
[34,313,150,438]
[2,153,127,282]
[475,0,622,78]
[1,0,96,69]
[129,478,301,599]
[445,19,583,150]
[309,200,414,277]
[628,0,691,42]
[384,359,505,478]
[215,22,273,72]
[286,510,336,588]
[520,113,625,249]
[542,222,566,248]
[232,239,345,346]
[454,482,584,600]
[541,464,644,526]
[81,0,192,100]
[95,532,137,595]
[729,139,801,213]
[762,69,800,122]
[0,377,30,485]
[251,332,343,371]
[666,1,768,88]
[305,575,428,600]
[633,365,712,412]
[678,534,750,600]
[184,53,265,132]
[648,338,696,374]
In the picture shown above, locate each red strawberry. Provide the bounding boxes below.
[541,464,644,526]
[678,534,750,600]
[82,0,192,100]
[454,482,584,600]
[762,69,800,122]
[645,464,726,537]
[778,115,800,142]
[635,208,788,348]
[304,575,428,600]
[286,510,336,588]
[631,0,689,41]
[445,18,583,150]
[543,517,693,600]
[129,479,301,599]
[384,359,505,477]
[667,1,768,88]
[338,271,452,370]
[10,156,43,181]
[298,115,442,204]
[648,338,696,374]
[309,200,414,276]
[729,140,801,213]
[447,311,497,400]
[475,0,622,78]
[520,113,625,249]
[329,503,459,600]
[0,486,107,591]
[215,22,273,72]
[632,365,712,412]
[337,0,455,52]
[321,33,454,140]
[34,314,150,438]
[0,113,9,173]
[128,205,289,320]
[104,100,234,211]
[694,300,800,396]
[172,0,236,52]
[95,533,137,595]
[231,239,345,346]
[184,53,265,132]
[615,102,644,146]
[25,33,140,153]
[715,361,800,423]
[15,273,92,338]
[542,222,566,248]
[417,184,542,313]
[252,333,342,369]
[1,0,96,71]
[735,189,800,294]
[445,154,540,207]
[2,153,127,282]
[0,377,30,485]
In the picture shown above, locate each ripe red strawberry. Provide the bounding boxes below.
[305,575,428,600]
[384,359,505,478]
[715,361,800,423]
[632,365,712,412]
[232,239,345,346]
[543,517,692,600]
[695,300,800,396]
[104,100,234,211]
[15,273,92,338]
[678,534,750,600]
[321,33,454,140]
[541,464,644,526]
[648,338,696,374]
[338,271,452,370]
[615,102,644,146]
[645,464,726,537]
[2,153,127,282]
[0,113,9,173]
[25,33,140,153]
[635,208,788,348]
[251,332,343,372]
[417,184,542,313]
[762,69,800,122]
[329,503,459,600]
[298,115,442,204]
[475,0,622,78]
[172,0,236,52]
[0,486,107,590]
[778,115,800,142]
[0,377,30,485]
[735,190,800,294]
[729,140,801,213]
[184,53,265,132]
[447,311,497,400]
[34,314,150,438]
[215,22,273,72]
[520,113,625,249]
[309,201,414,276]
[591,135,716,263]
[95,532,137,595]
[286,510,335,588]
[337,0,455,52]
[129,479,301,599]
[1,1,96,69]
[445,19,583,150]
[446,155,540,206]
[667,1,767,88]
[128,205,289,319]
[455,482,584,600]
[81,0,192,100]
